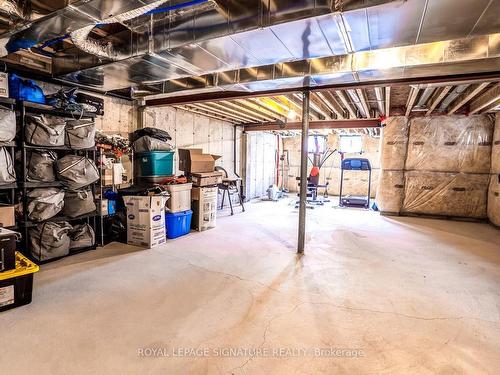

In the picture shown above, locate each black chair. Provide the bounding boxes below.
[215,166,245,215]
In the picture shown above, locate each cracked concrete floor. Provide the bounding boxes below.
[1,198,500,374]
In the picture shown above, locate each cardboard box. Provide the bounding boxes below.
[123,195,168,248]
[0,72,8,98]
[99,199,109,216]
[166,183,192,213]
[191,187,217,231]
[189,172,223,187]
[178,149,221,173]
[0,205,15,228]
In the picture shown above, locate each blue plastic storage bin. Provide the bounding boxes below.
[8,74,45,104]
[137,151,174,176]
[166,210,192,239]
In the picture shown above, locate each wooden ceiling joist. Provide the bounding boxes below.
[425,86,452,116]
[447,82,490,114]
[244,119,381,132]
[469,82,500,114]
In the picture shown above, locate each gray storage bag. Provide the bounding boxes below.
[133,136,174,152]
[0,108,16,143]
[63,188,96,218]
[0,147,16,185]
[29,221,72,261]
[57,155,99,189]
[69,223,95,250]
[66,119,96,149]
[27,188,65,222]
[26,150,57,182]
[25,114,66,146]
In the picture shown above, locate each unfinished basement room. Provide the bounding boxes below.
[0,1,499,374]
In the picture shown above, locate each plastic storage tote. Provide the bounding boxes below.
[0,228,19,272]
[166,210,192,239]
[136,151,174,177]
[0,252,39,312]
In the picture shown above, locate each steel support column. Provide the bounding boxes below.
[298,91,310,254]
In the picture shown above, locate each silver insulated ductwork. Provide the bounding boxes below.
[69,0,172,61]
[1,0,499,96]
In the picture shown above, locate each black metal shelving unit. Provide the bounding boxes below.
[0,99,18,229]
[15,100,100,263]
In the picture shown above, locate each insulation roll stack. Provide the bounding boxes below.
[376,116,408,214]
[405,116,493,173]
[376,170,405,214]
[489,114,500,226]
[401,171,489,218]
[379,116,409,170]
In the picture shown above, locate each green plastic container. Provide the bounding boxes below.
[137,151,174,176]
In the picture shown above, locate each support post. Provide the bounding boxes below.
[298,91,310,254]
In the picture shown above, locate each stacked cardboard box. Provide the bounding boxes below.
[178,149,222,231]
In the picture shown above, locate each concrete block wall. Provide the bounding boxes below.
[143,106,242,177]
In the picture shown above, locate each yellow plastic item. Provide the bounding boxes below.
[0,252,39,281]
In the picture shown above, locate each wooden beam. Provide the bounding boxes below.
[234,99,280,120]
[310,92,334,120]
[425,86,452,116]
[335,90,357,118]
[355,88,371,118]
[469,82,500,114]
[222,100,271,121]
[244,119,381,131]
[447,82,490,114]
[208,102,260,122]
[317,91,345,119]
[405,87,420,117]
[288,94,320,120]
[192,103,251,123]
[385,86,391,117]
[177,105,239,124]
[374,87,385,116]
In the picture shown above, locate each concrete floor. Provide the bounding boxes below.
[1,198,500,374]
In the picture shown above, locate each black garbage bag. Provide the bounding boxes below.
[132,127,172,142]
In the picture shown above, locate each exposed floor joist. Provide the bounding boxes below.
[335,90,357,118]
[425,86,453,116]
[447,82,491,114]
[244,119,381,131]
[469,82,500,114]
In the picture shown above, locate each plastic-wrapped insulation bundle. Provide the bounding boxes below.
[0,147,15,185]
[25,150,57,182]
[29,221,72,261]
[491,113,500,174]
[56,155,100,189]
[0,108,16,143]
[27,188,65,222]
[380,117,409,170]
[25,114,66,146]
[62,188,96,218]
[402,171,489,218]
[69,224,95,250]
[376,170,405,214]
[405,115,494,173]
[488,174,500,226]
[65,119,96,150]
